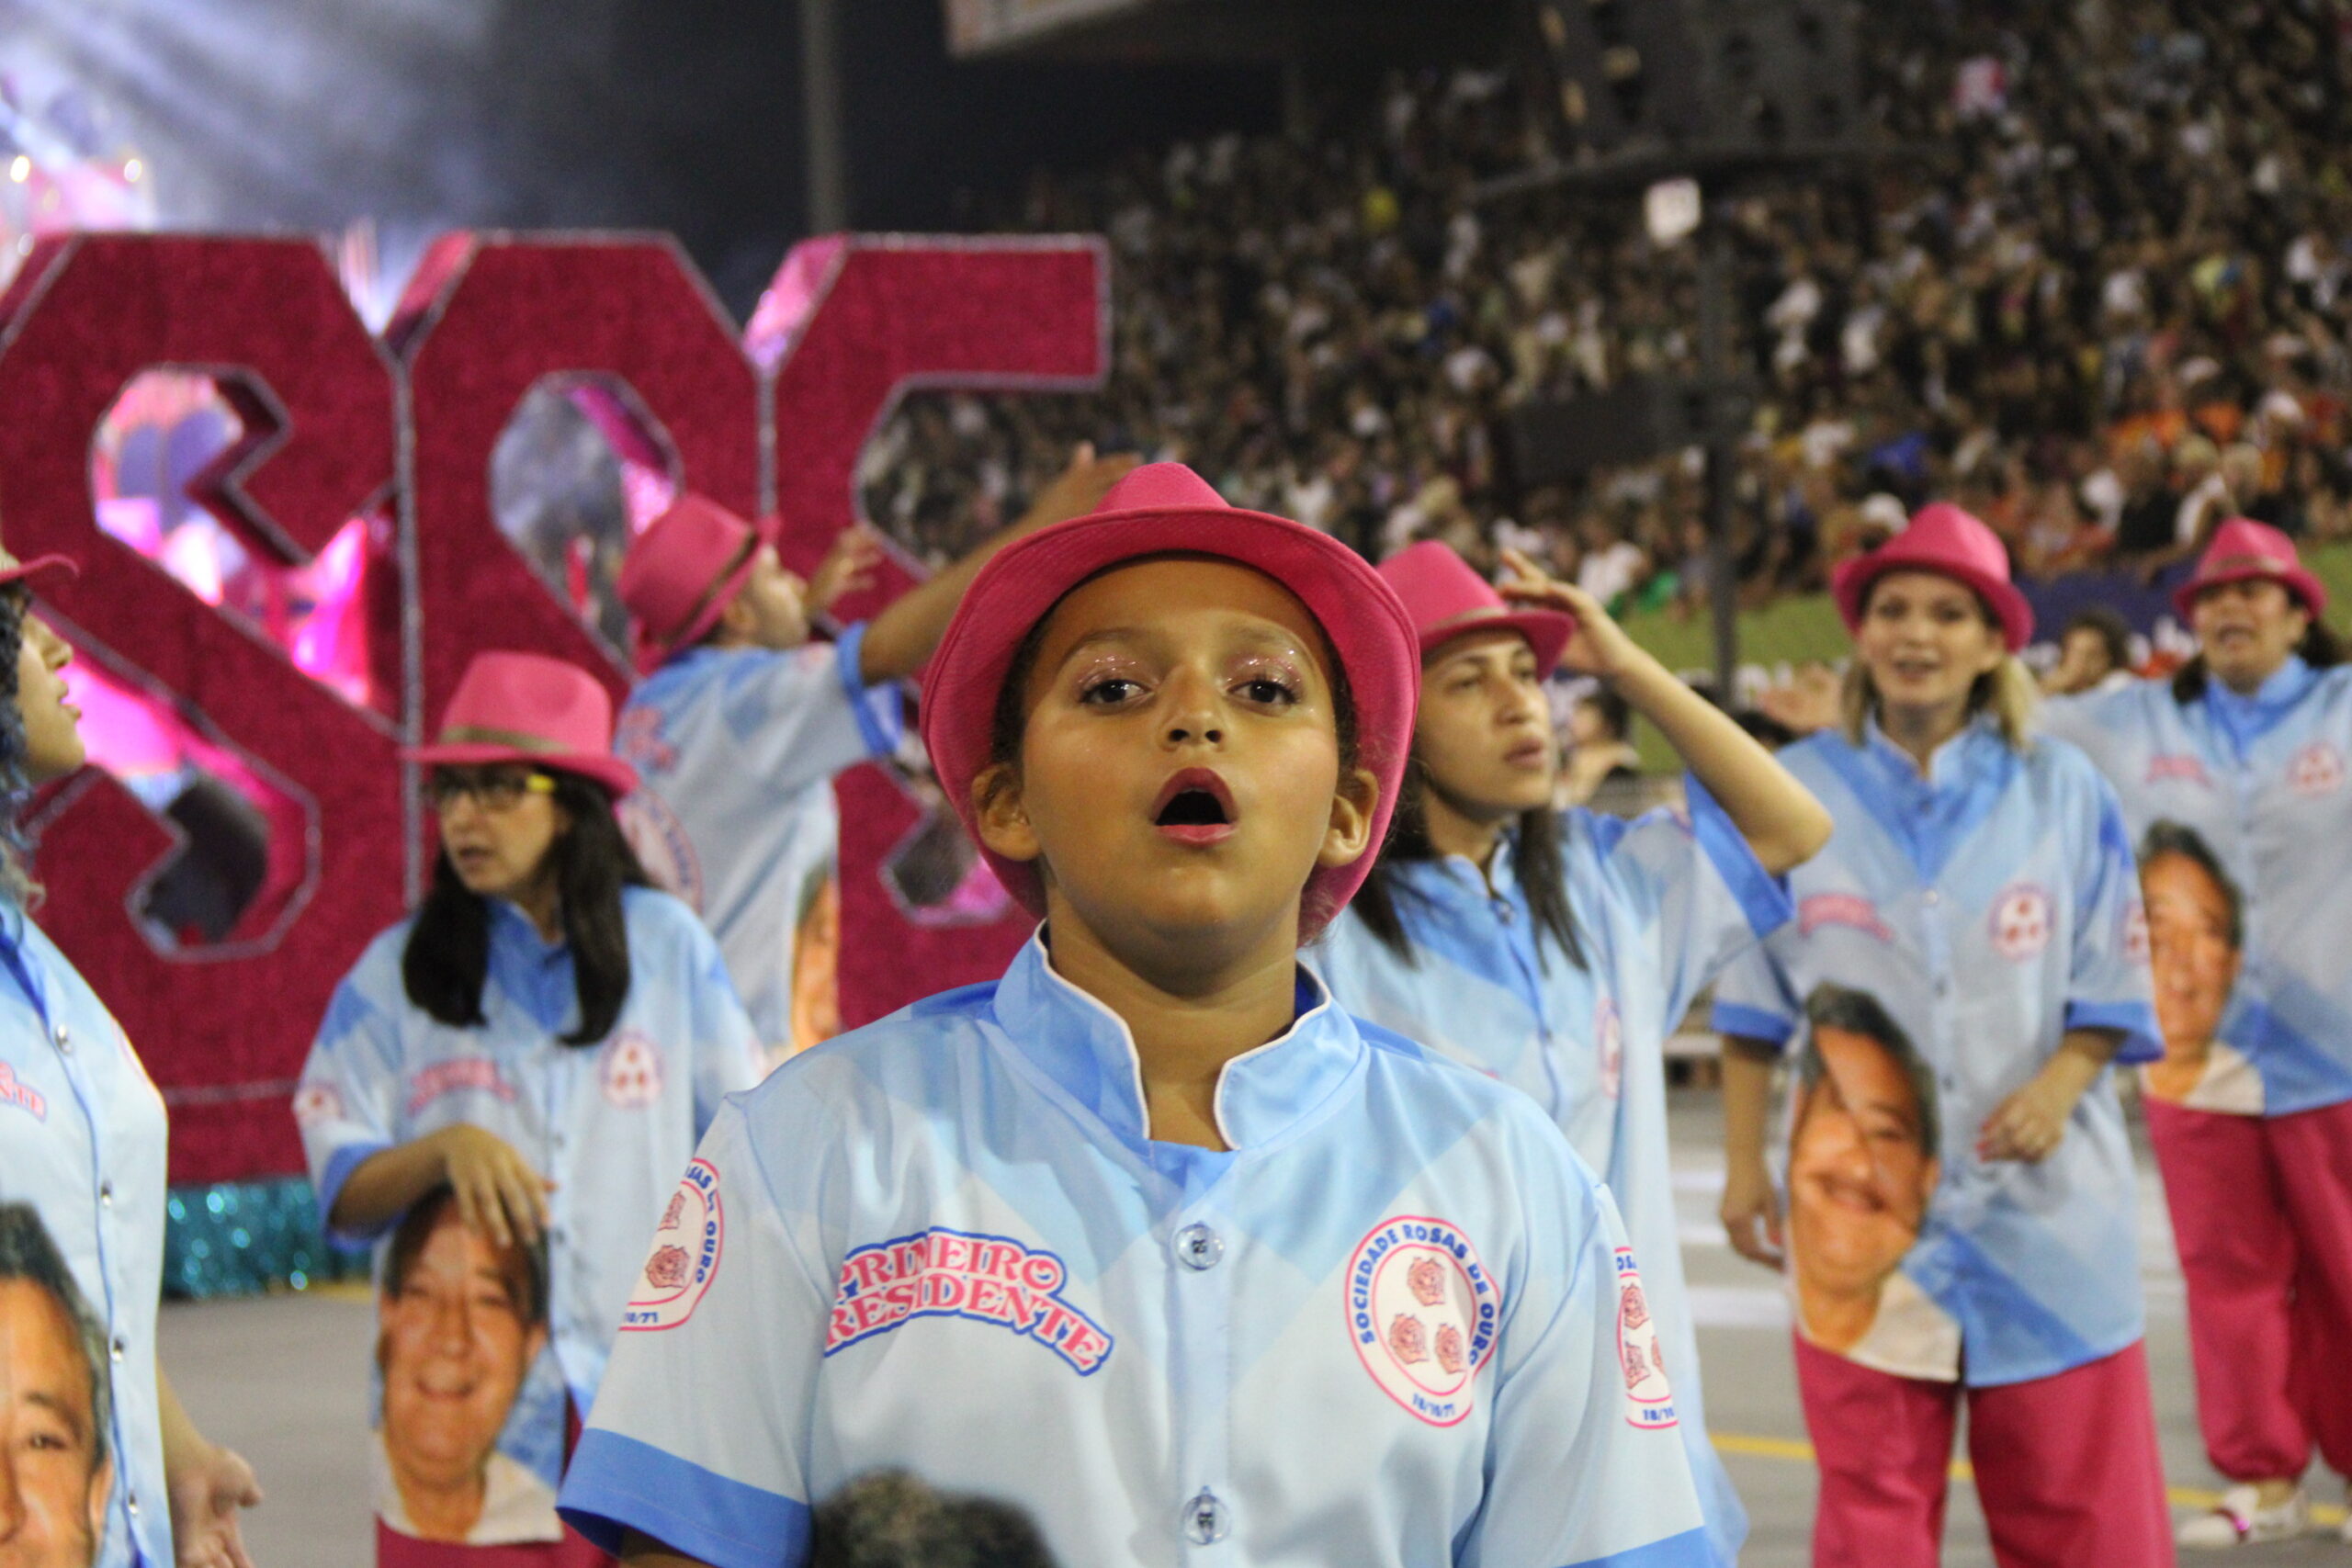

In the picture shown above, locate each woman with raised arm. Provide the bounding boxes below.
[1314,539,1830,1568]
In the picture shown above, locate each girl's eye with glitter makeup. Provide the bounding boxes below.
[1232,660,1304,706]
[1079,674,1148,706]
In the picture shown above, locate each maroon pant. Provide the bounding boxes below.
[2145,1095,2352,1483]
[1793,1335,2175,1568]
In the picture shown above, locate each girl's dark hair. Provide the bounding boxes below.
[1349,753,1582,971]
[0,587,40,901]
[401,770,650,1045]
[2169,615,2345,702]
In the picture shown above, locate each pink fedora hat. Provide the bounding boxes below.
[406,651,639,798]
[1831,502,2033,652]
[0,547,76,590]
[921,462,1419,938]
[1378,540,1576,675]
[2172,516,2328,621]
[616,493,776,674]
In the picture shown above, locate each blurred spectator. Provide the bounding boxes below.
[867,3,2352,623]
[2042,605,2138,695]
[1560,686,1641,807]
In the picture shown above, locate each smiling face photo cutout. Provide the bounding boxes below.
[0,1203,113,1568]
[972,555,1379,979]
[375,1189,554,1543]
[1786,986,1942,1355]
[2138,821,2245,1105]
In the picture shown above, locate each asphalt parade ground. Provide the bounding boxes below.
[163,1089,2350,1566]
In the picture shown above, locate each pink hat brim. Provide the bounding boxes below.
[921,502,1419,939]
[1418,606,1577,678]
[1831,554,2034,653]
[404,740,639,800]
[0,554,79,590]
[2172,562,2329,623]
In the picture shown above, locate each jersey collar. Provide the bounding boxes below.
[989,929,1364,1153]
[2204,654,2315,755]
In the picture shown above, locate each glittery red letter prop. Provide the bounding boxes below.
[393,233,761,714]
[0,234,401,1181]
[756,237,1107,1028]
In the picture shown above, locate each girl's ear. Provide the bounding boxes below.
[1315,764,1382,871]
[972,761,1042,864]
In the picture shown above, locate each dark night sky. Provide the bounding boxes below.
[3,0,1283,316]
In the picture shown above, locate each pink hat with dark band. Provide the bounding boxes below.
[616,494,776,674]
[920,462,1419,937]
[0,551,75,590]
[1378,541,1576,675]
[405,651,639,798]
[1831,502,2033,652]
[2173,517,2328,621]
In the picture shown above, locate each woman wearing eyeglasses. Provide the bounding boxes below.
[294,651,762,1567]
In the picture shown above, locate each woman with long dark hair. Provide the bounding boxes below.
[0,542,262,1568]
[2043,518,2352,1550]
[296,651,760,1566]
[1313,540,1831,1568]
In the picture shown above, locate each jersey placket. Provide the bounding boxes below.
[1159,1150,1238,1554]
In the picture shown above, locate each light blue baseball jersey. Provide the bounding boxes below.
[559,933,1713,1568]
[0,897,172,1568]
[1710,719,2160,1387]
[2043,657,2352,1115]
[297,887,763,1435]
[1314,780,1789,1568]
[615,628,902,1056]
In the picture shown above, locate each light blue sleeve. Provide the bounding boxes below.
[718,626,905,797]
[2063,762,2163,1064]
[1708,936,1801,1049]
[560,1100,823,1567]
[296,952,408,1245]
[1466,1140,1711,1568]
[1578,779,1794,1023]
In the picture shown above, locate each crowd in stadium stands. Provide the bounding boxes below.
[860,0,2352,615]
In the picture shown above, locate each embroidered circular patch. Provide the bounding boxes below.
[1989,883,2052,962]
[2290,741,2345,799]
[290,1082,344,1130]
[623,1157,723,1331]
[1615,1247,1678,1429]
[600,1031,666,1110]
[1345,1215,1500,1427]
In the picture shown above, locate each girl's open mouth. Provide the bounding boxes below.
[1153,767,1237,845]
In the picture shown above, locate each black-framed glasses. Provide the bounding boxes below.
[427,768,556,813]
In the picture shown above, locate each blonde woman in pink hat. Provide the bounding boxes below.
[2044,517,2352,1549]
[1713,503,2173,1567]
[560,465,1718,1568]
[295,651,763,1566]
[1310,538,1830,1567]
